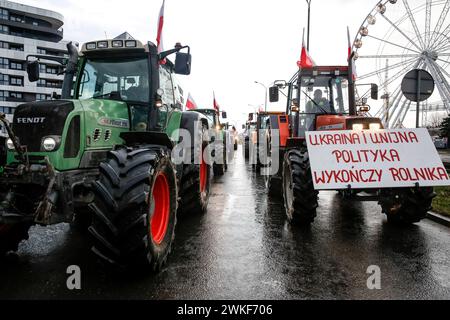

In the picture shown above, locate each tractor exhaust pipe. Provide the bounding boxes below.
[61,42,79,99]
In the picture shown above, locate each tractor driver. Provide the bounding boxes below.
[125,76,149,103]
[306,89,331,114]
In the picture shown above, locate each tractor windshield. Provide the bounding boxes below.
[78,57,150,104]
[297,76,349,115]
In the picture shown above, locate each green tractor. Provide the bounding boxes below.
[191,109,232,176]
[0,39,212,271]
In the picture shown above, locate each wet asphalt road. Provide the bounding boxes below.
[0,149,450,300]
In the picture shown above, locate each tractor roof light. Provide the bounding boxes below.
[86,42,96,50]
[352,124,364,131]
[97,41,109,49]
[125,40,137,48]
[112,40,123,48]
[369,123,381,131]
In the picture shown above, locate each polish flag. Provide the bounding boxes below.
[213,91,220,112]
[186,93,197,110]
[156,0,166,63]
[297,29,315,69]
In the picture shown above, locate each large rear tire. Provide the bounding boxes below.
[379,187,436,225]
[89,146,178,271]
[282,149,318,225]
[179,124,211,215]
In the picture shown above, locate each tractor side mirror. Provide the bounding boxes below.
[174,52,192,75]
[222,111,227,119]
[248,113,254,121]
[242,125,245,130]
[269,86,279,103]
[371,84,379,100]
[27,60,40,82]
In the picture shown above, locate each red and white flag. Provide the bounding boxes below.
[156,0,165,54]
[186,93,198,110]
[347,26,357,80]
[213,91,220,112]
[297,29,315,69]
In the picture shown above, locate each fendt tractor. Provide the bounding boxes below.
[267,54,436,226]
[191,108,232,176]
[0,39,212,271]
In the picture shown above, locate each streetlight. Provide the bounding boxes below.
[254,81,268,112]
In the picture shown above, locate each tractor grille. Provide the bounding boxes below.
[12,101,74,152]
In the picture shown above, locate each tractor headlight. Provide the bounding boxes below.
[6,138,14,150]
[42,137,59,152]
[352,124,364,131]
[369,123,381,131]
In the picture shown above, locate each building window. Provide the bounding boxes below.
[9,76,23,86]
[0,91,9,102]
[37,79,46,87]
[0,25,9,35]
[0,57,8,69]
[39,64,46,73]
[9,92,23,101]
[37,48,46,55]
[0,41,8,49]
[0,9,8,20]
[9,43,24,51]
[0,74,8,85]
[36,94,50,101]
[46,66,58,74]
[0,106,14,114]
[10,61,23,70]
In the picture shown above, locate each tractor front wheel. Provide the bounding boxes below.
[89,146,178,271]
[379,187,436,225]
[282,149,318,225]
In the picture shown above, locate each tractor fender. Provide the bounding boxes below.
[119,131,173,150]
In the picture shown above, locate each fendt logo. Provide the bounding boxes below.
[16,117,46,124]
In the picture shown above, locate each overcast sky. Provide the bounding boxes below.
[17,0,379,126]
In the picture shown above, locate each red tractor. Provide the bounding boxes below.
[267,56,436,226]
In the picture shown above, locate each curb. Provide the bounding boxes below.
[427,212,450,228]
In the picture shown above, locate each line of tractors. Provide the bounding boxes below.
[0,36,442,274]
[0,39,235,272]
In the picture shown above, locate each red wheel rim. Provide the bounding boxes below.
[150,173,170,245]
[200,152,208,193]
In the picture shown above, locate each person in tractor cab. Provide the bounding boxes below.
[125,75,149,102]
[306,89,332,114]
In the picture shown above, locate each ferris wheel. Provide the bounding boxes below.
[353,0,450,128]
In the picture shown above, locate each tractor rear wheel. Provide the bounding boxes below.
[179,124,211,215]
[0,223,31,258]
[282,149,318,225]
[379,187,436,225]
[89,146,178,271]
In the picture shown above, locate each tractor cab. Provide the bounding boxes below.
[270,65,381,141]
[193,109,227,130]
